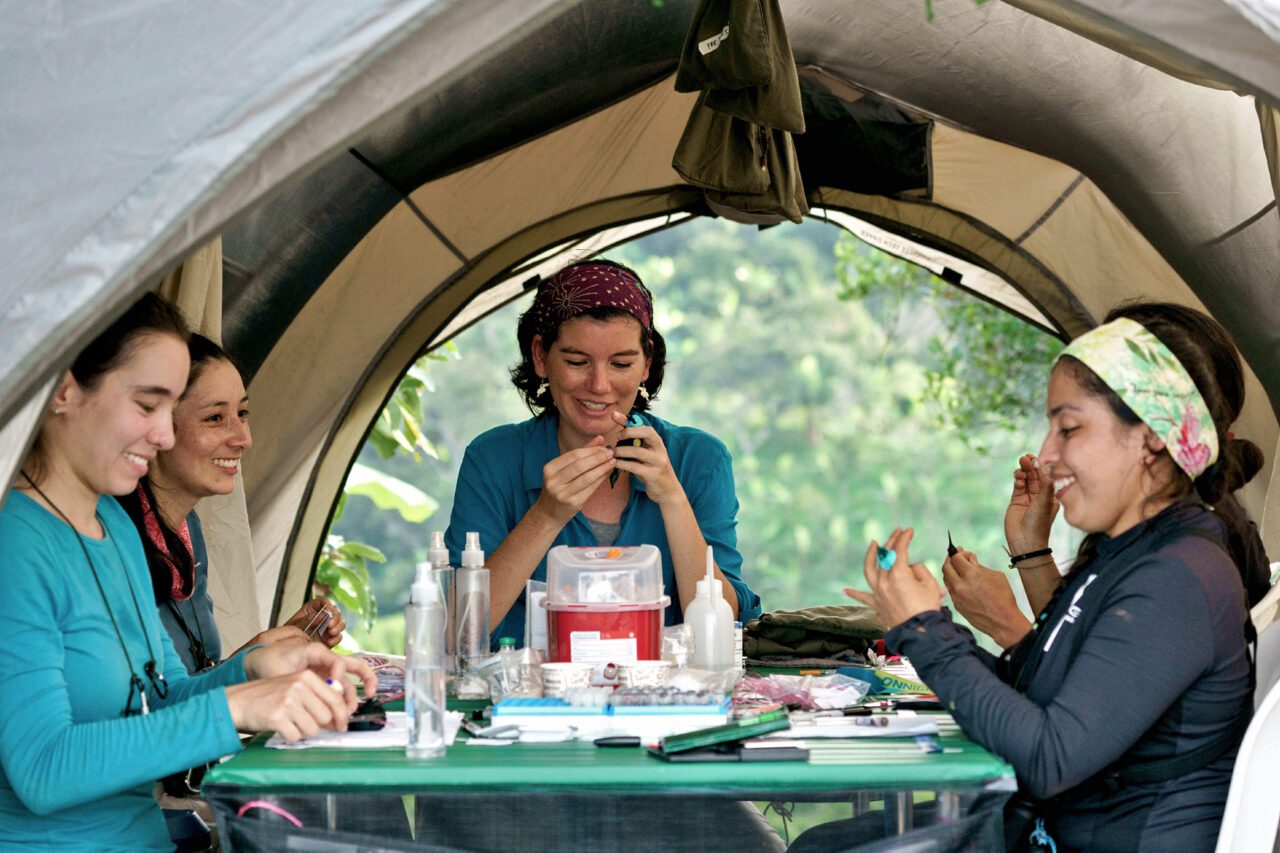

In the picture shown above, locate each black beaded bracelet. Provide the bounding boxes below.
[1008,547,1053,569]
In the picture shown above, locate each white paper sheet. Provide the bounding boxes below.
[265,711,463,749]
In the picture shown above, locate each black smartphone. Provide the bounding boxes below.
[348,697,387,731]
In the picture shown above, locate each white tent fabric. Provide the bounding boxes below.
[0,0,573,424]
[2,0,1279,652]
[0,0,575,650]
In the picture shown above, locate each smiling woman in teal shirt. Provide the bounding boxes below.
[0,294,374,850]
[447,410,761,644]
[445,260,761,647]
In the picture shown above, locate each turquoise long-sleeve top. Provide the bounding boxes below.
[0,491,247,851]
[446,412,763,645]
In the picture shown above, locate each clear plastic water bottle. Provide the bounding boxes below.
[493,636,521,700]
[405,563,447,758]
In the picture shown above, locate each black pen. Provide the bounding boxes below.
[947,530,958,557]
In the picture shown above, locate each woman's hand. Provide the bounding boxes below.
[532,435,615,525]
[243,641,377,694]
[942,548,1031,649]
[225,671,354,741]
[843,527,943,629]
[245,626,309,648]
[608,410,685,506]
[1005,453,1058,556]
[283,597,346,647]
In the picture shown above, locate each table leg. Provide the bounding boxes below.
[325,793,337,832]
[938,790,960,822]
[894,791,912,834]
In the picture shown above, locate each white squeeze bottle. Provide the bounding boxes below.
[687,545,734,671]
[455,532,491,673]
[405,562,447,758]
[426,530,456,672]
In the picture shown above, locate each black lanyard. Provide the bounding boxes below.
[23,475,169,715]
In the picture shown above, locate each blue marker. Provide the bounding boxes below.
[876,546,896,570]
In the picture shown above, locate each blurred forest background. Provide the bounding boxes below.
[323,216,1074,653]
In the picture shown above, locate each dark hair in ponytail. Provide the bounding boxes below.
[1063,302,1269,604]
[118,333,236,604]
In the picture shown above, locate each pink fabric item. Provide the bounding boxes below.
[134,482,195,601]
[236,799,304,828]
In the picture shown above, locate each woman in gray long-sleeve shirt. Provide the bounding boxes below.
[848,304,1256,852]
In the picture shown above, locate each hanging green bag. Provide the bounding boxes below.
[702,0,805,133]
[704,125,809,224]
[672,93,770,194]
[675,0,773,93]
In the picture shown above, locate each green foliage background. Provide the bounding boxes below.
[329,217,1065,653]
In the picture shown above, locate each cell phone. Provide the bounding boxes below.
[347,698,387,731]
[656,708,790,754]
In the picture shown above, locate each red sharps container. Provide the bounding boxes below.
[544,545,668,683]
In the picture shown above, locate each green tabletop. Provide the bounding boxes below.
[205,719,1012,799]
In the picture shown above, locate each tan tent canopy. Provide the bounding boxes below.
[2,0,1277,647]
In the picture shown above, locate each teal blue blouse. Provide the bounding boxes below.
[445,413,762,646]
[0,492,246,850]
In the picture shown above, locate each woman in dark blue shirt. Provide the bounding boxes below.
[848,303,1255,852]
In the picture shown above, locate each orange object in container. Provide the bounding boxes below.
[543,545,669,682]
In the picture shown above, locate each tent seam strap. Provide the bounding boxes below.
[348,147,469,264]
[1015,174,1085,245]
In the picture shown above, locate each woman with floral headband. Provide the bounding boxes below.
[846,303,1254,852]
[944,303,1271,652]
[446,259,762,644]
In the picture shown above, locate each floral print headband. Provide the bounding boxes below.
[1057,317,1218,479]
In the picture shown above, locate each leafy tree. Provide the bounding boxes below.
[833,233,1062,453]
[316,349,455,631]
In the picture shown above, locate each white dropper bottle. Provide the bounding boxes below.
[686,545,735,671]
[405,562,446,758]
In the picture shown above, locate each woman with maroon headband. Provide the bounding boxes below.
[445,259,761,646]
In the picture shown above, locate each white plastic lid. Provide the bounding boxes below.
[410,561,441,604]
[461,531,485,567]
[427,530,449,569]
[545,544,663,606]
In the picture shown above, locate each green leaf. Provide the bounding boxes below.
[343,462,439,523]
[340,540,386,563]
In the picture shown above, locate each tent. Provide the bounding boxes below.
[2,0,1278,647]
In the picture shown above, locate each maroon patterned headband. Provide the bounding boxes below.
[529,263,653,338]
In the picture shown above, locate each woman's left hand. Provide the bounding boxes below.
[609,410,685,505]
[843,527,943,629]
[284,597,346,647]
[244,641,377,696]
